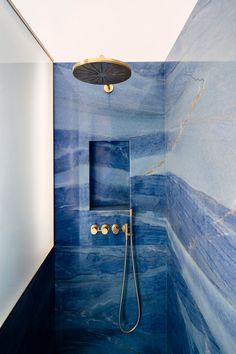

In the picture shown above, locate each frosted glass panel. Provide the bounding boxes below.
[0,0,53,327]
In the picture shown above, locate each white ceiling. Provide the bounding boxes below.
[11,0,198,62]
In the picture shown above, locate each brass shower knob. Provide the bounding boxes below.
[101,224,109,235]
[91,224,99,235]
[112,224,120,235]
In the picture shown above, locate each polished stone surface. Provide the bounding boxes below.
[167,0,236,62]
[165,3,236,348]
[55,245,167,354]
[166,175,236,353]
[54,62,168,353]
[165,60,236,352]
[3,2,236,353]
[90,141,130,210]
[54,62,165,246]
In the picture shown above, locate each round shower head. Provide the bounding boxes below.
[72,55,131,93]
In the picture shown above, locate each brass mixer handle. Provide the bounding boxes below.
[91,224,99,235]
[112,224,120,235]
[101,224,109,235]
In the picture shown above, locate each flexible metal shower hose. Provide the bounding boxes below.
[118,210,141,333]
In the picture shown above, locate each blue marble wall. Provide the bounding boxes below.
[165,1,236,352]
[54,62,167,353]
[54,62,166,245]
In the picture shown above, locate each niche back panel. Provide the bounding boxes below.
[89,141,130,210]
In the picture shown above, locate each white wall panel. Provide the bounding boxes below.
[0,0,53,327]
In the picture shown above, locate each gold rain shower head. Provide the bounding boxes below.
[72,55,131,93]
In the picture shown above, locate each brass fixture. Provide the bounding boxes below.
[91,224,99,235]
[122,224,130,235]
[119,208,141,333]
[72,55,131,93]
[104,84,114,93]
[122,224,130,239]
[112,224,120,235]
[122,210,132,237]
[101,224,109,235]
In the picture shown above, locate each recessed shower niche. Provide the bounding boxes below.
[89,141,130,210]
